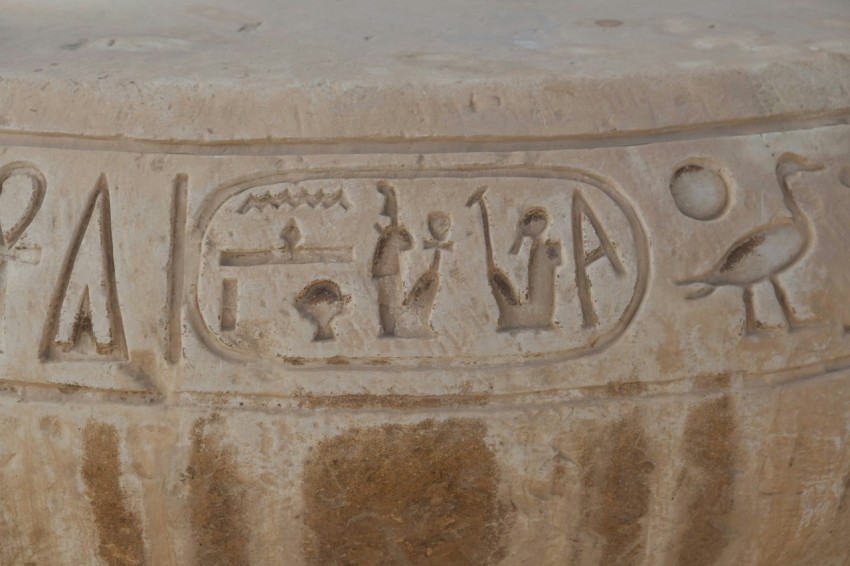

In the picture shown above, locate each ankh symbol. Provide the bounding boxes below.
[423,211,453,251]
[0,162,46,353]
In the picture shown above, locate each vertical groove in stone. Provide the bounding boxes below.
[165,173,188,364]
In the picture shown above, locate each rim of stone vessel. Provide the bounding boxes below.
[0,0,849,147]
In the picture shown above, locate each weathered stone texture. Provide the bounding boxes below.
[1,0,850,563]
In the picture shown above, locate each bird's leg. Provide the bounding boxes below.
[743,285,759,335]
[770,276,817,330]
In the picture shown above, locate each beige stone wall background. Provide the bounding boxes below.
[2,0,850,563]
[2,373,850,564]
[0,124,846,564]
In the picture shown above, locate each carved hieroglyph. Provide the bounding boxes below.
[40,174,128,361]
[0,162,45,353]
[679,154,825,334]
[4,0,850,563]
[0,123,844,402]
[191,169,646,366]
[1,110,850,566]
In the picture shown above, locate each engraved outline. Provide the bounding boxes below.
[0,161,47,247]
[39,174,128,361]
[668,157,733,221]
[1,347,848,412]
[0,161,47,354]
[0,107,847,155]
[186,165,650,369]
[165,173,188,363]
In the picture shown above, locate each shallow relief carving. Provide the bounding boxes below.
[0,162,46,353]
[0,159,171,398]
[188,167,649,367]
[0,124,847,404]
[677,153,824,334]
[40,174,128,361]
[0,165,132,365]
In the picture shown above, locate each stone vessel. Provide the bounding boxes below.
[1,0,850,564]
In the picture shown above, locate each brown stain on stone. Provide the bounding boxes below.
[298,280,344,305]
[551,461,568,497]
[302,418,510,565]
[576,410,655,565]
[186,415,249,566]
[826,467,850,561]
[0,416,27,564]
[81,421,146,566]
[492,269,520,306]
[695,373,732,391]
[656,318,683,375]
[836,469,850,514]
[604,380,648,398]
[720,233,765,273]
[295,392,488,410]
[38,415,61,437]
[675,393,736,566]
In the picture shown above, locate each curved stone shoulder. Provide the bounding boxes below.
[0,0,849,143]
[0,123,848,406]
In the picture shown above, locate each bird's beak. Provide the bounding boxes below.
[789,153,825,172]
[777,153,826,179]
[801,159,826,172]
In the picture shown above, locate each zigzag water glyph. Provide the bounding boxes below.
[237,186,352,213]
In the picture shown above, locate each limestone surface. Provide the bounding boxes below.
[1,0,850,564]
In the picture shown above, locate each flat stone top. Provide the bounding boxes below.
[1,0,849,142]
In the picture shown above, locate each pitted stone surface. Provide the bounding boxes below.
[1,0,850,564]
